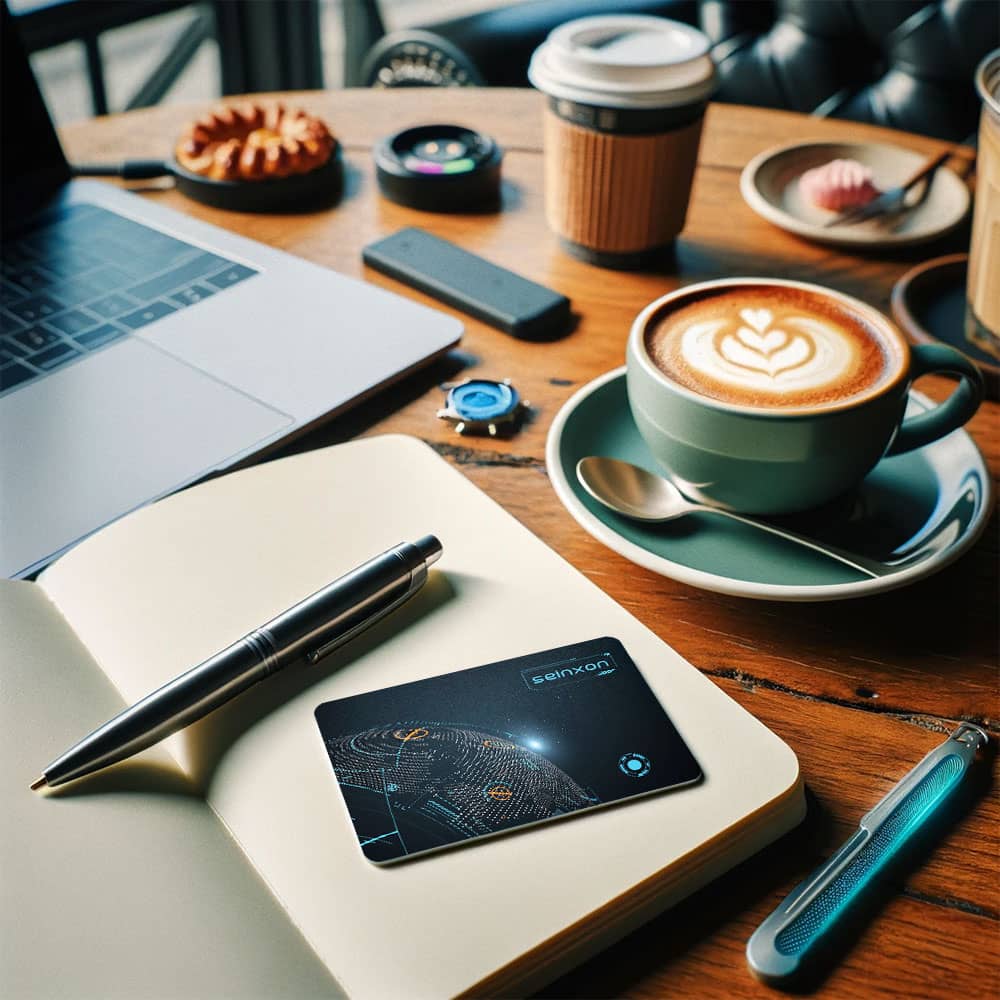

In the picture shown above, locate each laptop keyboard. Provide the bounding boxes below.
[1,203,258,395]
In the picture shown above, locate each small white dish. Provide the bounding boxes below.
[740,141,970,249]
[546,367,992,601]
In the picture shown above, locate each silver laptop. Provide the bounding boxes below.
[0,12,462,579]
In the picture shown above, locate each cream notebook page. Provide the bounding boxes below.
[39,435,802,999]
[0,582,341,1000]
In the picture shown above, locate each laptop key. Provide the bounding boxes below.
[13,326,61,352]
[32,341,81,370]
[89,291,139,319]
[0,310,28,335]
[73,324,126,350]
[0,280,26,308]
[206,264,257,290]
[120,300,177,330]
[44,309,99,336]
[170,283,216,308]
[7,293,64,324]
[8,266,56,295]
[0,361,36,391]
[0,335,28,357]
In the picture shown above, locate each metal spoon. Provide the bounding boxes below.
[576,456,904,579]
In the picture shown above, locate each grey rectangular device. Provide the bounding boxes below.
[363,227,571,340]
[0,12,462,579]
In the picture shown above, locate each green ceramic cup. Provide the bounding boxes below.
[626,278,984,514]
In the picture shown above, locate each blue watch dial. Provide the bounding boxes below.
[449,380,519,420]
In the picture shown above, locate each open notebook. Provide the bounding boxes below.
[1,435,804,999]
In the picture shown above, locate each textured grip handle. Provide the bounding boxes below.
[747,750,969,984]
[775,755,964,957]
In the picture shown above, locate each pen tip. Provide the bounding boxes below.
[30,776,48,792]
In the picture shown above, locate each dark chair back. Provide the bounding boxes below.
[358,0,999,141]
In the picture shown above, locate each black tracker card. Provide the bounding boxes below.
[362,227,571,340]
[314,637,702,864]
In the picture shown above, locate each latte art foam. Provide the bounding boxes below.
[645,288,902,409]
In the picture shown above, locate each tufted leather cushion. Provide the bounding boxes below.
[362,0,999,140]
[702,0,998,140]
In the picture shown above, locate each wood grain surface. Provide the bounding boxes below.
[60,90,998,999]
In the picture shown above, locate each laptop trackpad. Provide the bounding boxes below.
[0,339,291,577]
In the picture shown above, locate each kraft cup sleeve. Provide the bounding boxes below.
[886,343,984,456]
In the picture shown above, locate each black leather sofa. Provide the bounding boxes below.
[358,0,999,141]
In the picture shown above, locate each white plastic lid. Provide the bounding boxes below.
[528,14,716,109]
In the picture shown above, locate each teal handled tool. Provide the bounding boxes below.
[747,722,989,986]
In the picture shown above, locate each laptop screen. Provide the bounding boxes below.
[2,2,71,231]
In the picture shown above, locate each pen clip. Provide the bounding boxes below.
[304,586,416,665]
[857,723,985,829]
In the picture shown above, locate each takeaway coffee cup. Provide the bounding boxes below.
[626,278,984,514]
[528,15,716,269]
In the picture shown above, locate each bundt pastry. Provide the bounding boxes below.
[175,103,336,182]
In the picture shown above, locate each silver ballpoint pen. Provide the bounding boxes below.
[31,535,442,790]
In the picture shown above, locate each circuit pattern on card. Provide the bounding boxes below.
[325,723,599,860]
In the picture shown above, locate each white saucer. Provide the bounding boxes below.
[740,141,970,249]
[546,368,992,601]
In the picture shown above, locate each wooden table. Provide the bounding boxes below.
[61,91,999,1000]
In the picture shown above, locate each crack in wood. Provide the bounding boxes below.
[703,667,998,735]
[901,886,999,921]
[427,441,544,469]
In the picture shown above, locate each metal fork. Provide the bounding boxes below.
[823,148,951,228]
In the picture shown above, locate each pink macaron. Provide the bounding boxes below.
[799,159,880,211]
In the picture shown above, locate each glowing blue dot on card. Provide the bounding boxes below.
[619,752,651,778]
